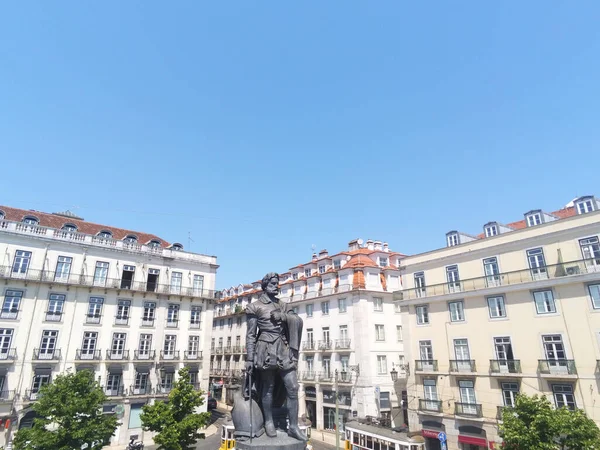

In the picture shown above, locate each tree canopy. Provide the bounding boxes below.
[500,394,600,450]
[140,367,211,450]
[12,369,119,450]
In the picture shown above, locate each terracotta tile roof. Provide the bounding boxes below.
[0,205,169,247]
[343,255,379,269]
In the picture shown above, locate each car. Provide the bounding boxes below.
[208,397,217,410]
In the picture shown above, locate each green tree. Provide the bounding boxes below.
[141,367,211,450]
[500,394,600,450]
[12,370,119,450]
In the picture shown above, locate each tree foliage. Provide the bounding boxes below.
[141,367,211,450]
[500,394,600,449]
[12,370,119,450]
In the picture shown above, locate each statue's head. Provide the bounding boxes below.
[261,272,280,295]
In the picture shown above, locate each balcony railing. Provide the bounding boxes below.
[224,346,233,354]
[538,359,577,375]
[497,405,508,420]
[75,349,101,361]
[141,318,155,327]
[0,348,17,361]
[105,350,129,361]
[33,348,61,361]
[160,350,180,360]
[133,350,156,361]
[85,314,101,324]
[104,386,125,397]
[114,315,130,326]
[130,384,153,396]
[419,399,443,413]
[24,389,43,401]
[184,350,203,360]
[0,390,15,402]
[399,258,600,300]
[302,371,317,381]
[335,339,351,350]
[455,402,483,418]
[338,372,352,383]
[232,346,241,353]
[45,311,63,322]
[190,321,201,329]
[302,341,316,351]
[0,309,19,320]
[414,360,439,372]
[157,385,173,395]
[490,359,521,374]
[319,372,333,383]
[449,360,477,373]
[214,346,223,354]
[166,319,179,328]
[318,340,333,351]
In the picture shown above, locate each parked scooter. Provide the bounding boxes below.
[126,437,144,450]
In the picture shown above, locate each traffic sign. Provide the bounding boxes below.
[437,432,447,443]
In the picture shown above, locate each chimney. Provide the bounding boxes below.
[366,239,374,251]
[318,249,329,259]
[383,242,389,252]
[312,253,318,262]
[348,239,360,251]
[374,240,382,251]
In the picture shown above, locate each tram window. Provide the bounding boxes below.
[374,438,381,450]
[411,446,419,450]
[380,440,387,450]
[353,433,360,445]
[360,434,366,447]
[366,436,373,449]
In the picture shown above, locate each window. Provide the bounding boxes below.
[543,335,566,360]
[54,256,72,282]
[375,324,385,341]
[164,335,177,356]
[134,371,149,392]
[0,329,14,357]
[373,297,383,312]
[2,290,22,319]
[148,240,161,248]
[338,298,347,313]
[322,327,330,343]
[116,300,131,324]
[414,272,426,297]
[576,198,595,214]
[170,271,182,294]
[580,237,600,266]
[483,257,501,287]
[12,250,31,275]
[97,230,113,239]
[526,213,542,227]
[191,305,202,327]
[454,338,471,364]
[31,373,51,397]
[321,301,329,315]
[170,243,183,251]
[46,294,65,322]
[306,304,313,317]
[419,341,433,361]
[167,304,179,327]
[292,273,298,280]
[533,290,556,314]
[488,296,506,318]
[485,224,498,237]
[396,325,403,342]
[188,336,200,356]
[39,330,58,357]
[527,248,547,279]
[62,223,77,232]
[219,319,224,328]
[322,357,331,377]
[339,325,348,343]
[81,331,98,357]
[123,235,138,244]
[416,305,429,325]
[111,333,126,357]
[501,382,519,407]
[377,355,387,374]
[394,302,401,313]
[333,260,341,270]
[93,261,109,286]
[192,274,204,294]
[553,385,576,410]
[494,336,515,362]
[446,265,461,292]
[161,371,174,392]
[138,334,152,357]
[447,233,459,247]
[423,379,438,407]
[142,302,156,326]
[459,380,477,406]
[306,328,314,345]
[22,216,39,225]
[319,265,326,274]
[0,211,4,220]
[448,301,465,322]
[379,257,389,268]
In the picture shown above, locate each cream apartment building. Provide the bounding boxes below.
[211,239,409,431]
[0,205,218,448]
[396,195,600,450]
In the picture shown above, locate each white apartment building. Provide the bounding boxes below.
[396,196,600,450]
[0,205,218,448]
[212,239,409,432]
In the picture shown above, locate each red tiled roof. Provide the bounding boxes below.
[343,255,379,269]
[0,205,169,247]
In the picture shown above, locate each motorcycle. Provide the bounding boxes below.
[126,437,144,450]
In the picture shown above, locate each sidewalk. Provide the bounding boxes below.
[105,422,219,449]
[310,429,341,447]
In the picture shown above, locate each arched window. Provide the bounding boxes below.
[123,235,138,244]
[62,223,78,232]
[0,210,4,220]
[149,240,161,248]
[171,243,183,251]
[22,216,39,225]
[97,230,113,239]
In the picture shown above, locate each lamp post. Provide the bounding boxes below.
[335,369,340,450]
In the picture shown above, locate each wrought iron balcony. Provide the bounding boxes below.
[302,341,316,351]
[335,339,351,350]
[114,315,130,326]
[0,309,19,320]
[449,360,477,373]
[318,340,333,351]
[157,385,173,395]
[105,350,129,361]
[302,371,317,381]
[224,346,233,354]
[318,372,333,383]
[414,360,439,372]
[85,314,101,324]
[45,311,63,322]
[75,349,101,361]
[455,402,483,418]
[104,386,125,397]
[160,350,180,360]
[214,346,223,354]
[0,390,15,403]
[538,359,577,376]
[130,384,153,396]
[490,359,521,374]
[496,405,509,420]
[24,389,43,401]
[33,348,61,361]
[338,371,352,383]
[0,348,17,362]
[166,319,179,329]
[419,399,443,413]
[184,350,202,360]
[141,318,155,327]
[133,350,155,361]
[190,320,201,329]
[232,345,241,354]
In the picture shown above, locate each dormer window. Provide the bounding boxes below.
[22,216,39,225]
[97,230,113,239]
[576,196,596,215]
[0,210,4,220]
[292,273,298,281]
[304,268,312,277]
[123,235,138,244]
[318,265,326,274]
[333,260,341,270]
[484,223,498,238]
[171,243,183,251]
[447,232,459,247]
[526,211,542,227]
[149,240,161,248]
[379,257,389,267]
[61,223,77,232]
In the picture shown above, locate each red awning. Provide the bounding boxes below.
[422,430,440,439]
[458,435,487,447]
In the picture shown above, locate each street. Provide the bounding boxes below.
[143,409,335,450]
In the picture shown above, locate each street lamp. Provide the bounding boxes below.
[390,367,398,382]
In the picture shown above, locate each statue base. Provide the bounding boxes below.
[236,430,307,450]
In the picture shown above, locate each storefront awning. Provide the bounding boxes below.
[458,435,487,446]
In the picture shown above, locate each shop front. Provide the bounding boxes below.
[304,386,317,428]
[421,419,445,450]
[323,389,352,431]
[457,425,488,450]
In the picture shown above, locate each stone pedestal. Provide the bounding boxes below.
[236,430,306,450]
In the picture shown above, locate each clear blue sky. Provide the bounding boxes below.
[1,2,599,288]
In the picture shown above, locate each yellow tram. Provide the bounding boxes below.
[343,421,425,450]
[219,421,312,450]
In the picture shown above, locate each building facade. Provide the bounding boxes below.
[396,196,600,450]
[211,239,409,431]
[0,206,218,448]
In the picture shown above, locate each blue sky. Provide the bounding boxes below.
[1,1,599,288]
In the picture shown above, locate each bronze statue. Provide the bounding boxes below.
[241,272,306,442]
